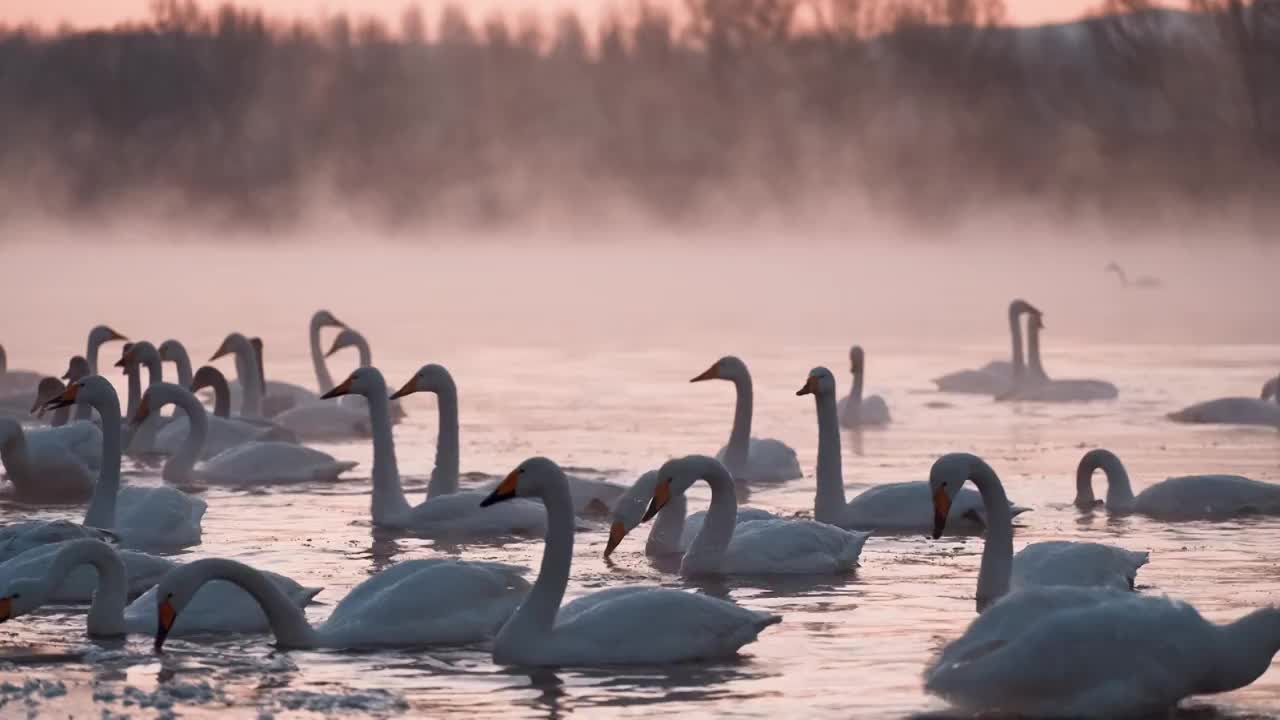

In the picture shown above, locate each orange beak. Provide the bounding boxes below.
[388,378,417,400]
[642,479,671,522]
[155,598,176,652]
[480,469,521,507]
[690,365,720,383]
[320,376,354,400]
[796,375,819,396]
[603,521,628,558]
[43,382,80,411]
[931,485,952,539]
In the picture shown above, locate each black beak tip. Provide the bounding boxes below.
[479,489,509,508]
[641,499,660,523]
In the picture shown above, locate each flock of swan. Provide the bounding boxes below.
[0,301,1278,718]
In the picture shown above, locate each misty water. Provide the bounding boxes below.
[1,240,1278,718]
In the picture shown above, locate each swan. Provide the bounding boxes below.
[800,367,1028,534]
[388,363,625,517]
[929,452,1148,613]
[0,416,101,501]
[60,356,96,423]
[0,537,175,602]
[690,356,801,483]
[1001,313,1119,402]
[41,375,207,550]
[836,345,890,427]
[1167,376,1280,427]
[629,455,868,576]
[157,339,193,387]
[152,368,297,460]
[223,310,347,416]
[154,555,528,650]
[0,539,320,637]
[932,300,1038,394]
[1106,261,1163,289]
[606,469,778,557]
[324,328,406,422]
[135,383,355,487]
[480,456,781,665]
[84,324,129,375]
[0,343,42,397]
[1074,448,1280,520]
[0,376,64,423]
[323,367,545,536]
[115,341,170,453]
[923,585,1280,717]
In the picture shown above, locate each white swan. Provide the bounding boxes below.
[1074,448,1280,520]
[1167,376,1280,427]
[152,368,297,460]
[324,367,545,536]
[136,383,355,487]
[223,310,347,416]
[606,469,778,557]
[155,555,528,650]
[929,452,1148,613]
[480,457,781,665]
[837,345,890,427]
[1001,313,1119,402]
[388,363,625,517]
[800,367,1027,534]
[0,539,320,636]
[115,341,171,453]
[41,375,207,550]
[0,538,174,601]
[630,455,868,576]
[0,417,101,501]
[923,585,1280,717]
[157,339,193,387]
[325,328,406,422]
[933,300,1038,394]
[691,356,801,483]
[0,343,42,397]
[84,324,129,375]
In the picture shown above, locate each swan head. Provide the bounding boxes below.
[389,364,455,400]
[604,470,661,557]
[481,457,562,507]
[88,325,128,348]
[642,455,723,523]
[312,309,346,330]
[691,356,748,384]
[324,329,365,359]
[796,367,837,397]
[30,377,66,415]
[848,346,865,374]
[209,333,252,362]
[133,383,191,429]
[190,365,227,393]
[43,375,116,414]
[321,366,387,400]
[62,355,90,382]
[1008,299,1040,319]
[157,340,186,363]
[115,340,157,372]
[928,452,985,539]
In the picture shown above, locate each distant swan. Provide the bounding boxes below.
[630,454,869,576]
[0,539,321,637]
[154,555,528,650]
[1074,448,1280,520]
[153,367,298,460]
[1105,261,1163,289]
[800,367,1028,534]
[836,345,890,427]
[222,310,347,416]
[323,367,546,537]
[933,299,1038,394]
[930,452,1148,613]
[0,343,42,397]
[157,339,193,387]
[1000,313,1119,402]
[1167,375,1280,427]
[479,457,781,665]
[691,356,801,483]
[0,416,101,502]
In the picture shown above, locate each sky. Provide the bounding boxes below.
[4,0,1099,31]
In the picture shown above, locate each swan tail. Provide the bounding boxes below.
[314,461,358,482]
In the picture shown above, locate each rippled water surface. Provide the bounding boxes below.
[1,243,1278,718]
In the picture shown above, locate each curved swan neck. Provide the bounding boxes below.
[181,560,319,648]
[165,343,193,387]
[1076,450,1136,510]
[51,541,128,635]
[363,380,410,524]
[646,492,689,554]
[682,457,738,572]
[426,378,460,499]
[725,374,753,477]
[84,388,124,529]
[508,473,575,636]
[309,317,336,393]
[966,457,1013,613]
[1204,609,1280,694]
[195,368,231,418]
[813,387,847,522]
[163,386,208,484]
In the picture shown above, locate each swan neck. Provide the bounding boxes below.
[682,460,738,572]
[309,318,336,392]
[53,542,128,636]
[171,349,193,387]
[1027,319,1046,380]
[365,388,410,524]
[725,375,753,477]
[355,336,372,368]
[208,373,231,418]
[143,357,163,387]
[125,367,141,419]
[970,460,1013,612]
[86,336,103,375]
[814,390,847,522]
[234,343,262,418]
[51,404,70,427]
[646,492,689,555]
[508,477,575,638]
[1203,609,1280,694]
[83,390,123,530]
[1009,309,1025,381]
[190,560,319,648]
[426,383,460,499]
[164,389,207,484]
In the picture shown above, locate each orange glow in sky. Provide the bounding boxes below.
[4,0,1099,31]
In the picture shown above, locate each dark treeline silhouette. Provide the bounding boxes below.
[2,0,1280,234]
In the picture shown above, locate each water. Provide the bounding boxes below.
[1,242,1278,718]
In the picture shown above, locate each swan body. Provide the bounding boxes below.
[837,345,890,427]
[223,311,346,417]
[0,540,174,601]
[1002,314,1119,402]
[1167,378,1280,427]
[0,419,101,501]
[692,356,801,483]
[43,376,206,550]
[480,457,780,666]
[924,586,1280,717]
[0,519,116,561]
[930,452,1148,613]
[633,455,868,576]
[933,300,1038,394]
[327,367,546,536]
[1075,448,1280,520]
[608,469,778,556]
[0,540,320,636]
[800,367,1027,534]
[155,557,528,650]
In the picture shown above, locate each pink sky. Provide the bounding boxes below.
[4,0,1098,30]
